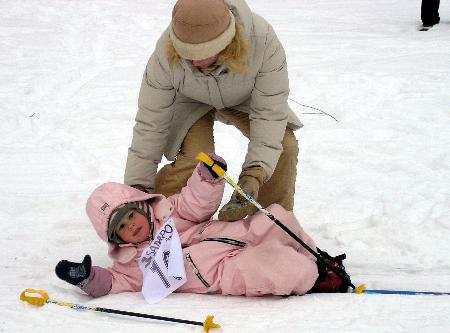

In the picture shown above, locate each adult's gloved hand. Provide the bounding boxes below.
[198,152,227,183]
[55,254,92,287]
[218,166,266,221]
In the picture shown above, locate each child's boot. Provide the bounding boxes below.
[309,249,351,293]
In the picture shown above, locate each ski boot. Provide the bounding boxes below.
[309,248,351,293]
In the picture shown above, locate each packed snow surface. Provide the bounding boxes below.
[1,0,449,332]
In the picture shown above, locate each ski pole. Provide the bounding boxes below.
[20,289,221,332]
[196,152,356,290]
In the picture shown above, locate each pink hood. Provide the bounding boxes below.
[85,182,174,263]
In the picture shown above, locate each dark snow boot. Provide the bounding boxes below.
[421,0,440,27]
[309,248,351,293]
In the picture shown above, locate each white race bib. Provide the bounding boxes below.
[139,218,186,304]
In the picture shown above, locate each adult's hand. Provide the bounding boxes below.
[218,166,266,221]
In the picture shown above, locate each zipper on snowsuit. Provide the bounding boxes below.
[201,237,246,248]
[185,253,210,288]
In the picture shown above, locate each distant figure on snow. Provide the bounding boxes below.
[421,0,441,28]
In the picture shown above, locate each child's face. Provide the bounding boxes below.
[115,209,150,244]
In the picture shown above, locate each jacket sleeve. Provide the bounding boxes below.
[80,260,143,296]
[169,164,225,223]
[124,38,176,190]
[246,24,289,179]
[107,260,143,294]
[80,266,113,297]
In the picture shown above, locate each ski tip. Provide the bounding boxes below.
[353,284,367,294]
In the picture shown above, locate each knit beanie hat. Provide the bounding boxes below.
[170,0,236,60]
[107,201,153,244]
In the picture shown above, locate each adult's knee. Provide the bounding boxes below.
[181,112,215,156]
[282,129,299,155]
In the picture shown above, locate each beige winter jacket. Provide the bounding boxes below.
[124,0,302,189]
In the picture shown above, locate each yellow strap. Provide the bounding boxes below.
[203,315,221,332]
[20,289,49,306]
[195,152,225,177]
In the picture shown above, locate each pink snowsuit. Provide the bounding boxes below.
[84,164,319,297]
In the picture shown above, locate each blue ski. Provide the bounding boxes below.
[361,289,450,296]
[354,284,450,296]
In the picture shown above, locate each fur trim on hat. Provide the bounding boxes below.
[166,22,250,74]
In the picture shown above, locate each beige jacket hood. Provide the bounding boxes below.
[125,0,302,189]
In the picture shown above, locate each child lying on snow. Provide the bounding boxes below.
[55,154,348,300]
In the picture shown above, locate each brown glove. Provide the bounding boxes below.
[218,166,266,221]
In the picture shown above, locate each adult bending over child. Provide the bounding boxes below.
[125,0,301,222]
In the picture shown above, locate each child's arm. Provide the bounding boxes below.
[55,255,143,297]
[106,260,143,294]
[55,255,112,297]
[170,153,226,223]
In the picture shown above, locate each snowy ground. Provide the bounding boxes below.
[1,0,450,332]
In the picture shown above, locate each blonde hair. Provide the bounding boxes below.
[166,23,250,74]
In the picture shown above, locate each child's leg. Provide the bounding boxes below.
[201,203,317,259]
[219,242,318,296]
[260,204,317,259]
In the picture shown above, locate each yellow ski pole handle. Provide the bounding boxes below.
[196,152,225,178]
[20,289,49,306]
[20,289,221,332]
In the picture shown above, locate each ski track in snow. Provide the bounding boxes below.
[1,0,450,332]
